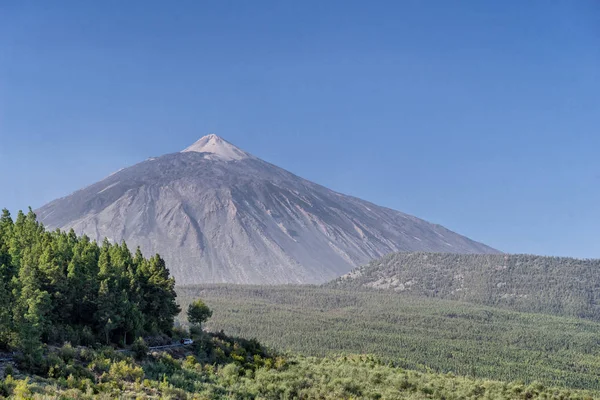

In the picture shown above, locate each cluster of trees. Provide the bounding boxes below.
[328,252,600,321]
[178,284,600,391]
[0,208,180,365]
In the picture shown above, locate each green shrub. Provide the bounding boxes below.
[107,360,144,382]
[58,342,76,362]
[219,363,241,384]
[79,347,95,362]
[46,353,67,378]
[4,364,14,378]
[183,355,198,369]
[189,325,203,336]
[0,377,12,397]
[12,377,32,399]
[171,326,188,342]
[131,337,149,361]
[159,353,181,371]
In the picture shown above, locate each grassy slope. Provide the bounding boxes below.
[326,253,600,321]
[2,350,598,399]
[177,284,600,391]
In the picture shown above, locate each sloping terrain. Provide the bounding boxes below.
[7,349,597,399]
[176,284,600,391]
[327,252,600,321]
[36,135,498,285]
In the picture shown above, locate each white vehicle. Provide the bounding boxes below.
[180,338,194,345]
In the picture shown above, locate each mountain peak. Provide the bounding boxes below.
[182,134,250,161]
[37,135,499,285]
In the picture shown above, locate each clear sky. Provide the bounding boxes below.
[1,1,599,258]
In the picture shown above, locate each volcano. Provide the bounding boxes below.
[37,135,499,284]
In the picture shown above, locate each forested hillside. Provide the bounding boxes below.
[0,209,180,370]
[327,252,600,321]
[177,284,600,391]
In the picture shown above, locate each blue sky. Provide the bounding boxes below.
[1,1,599,257]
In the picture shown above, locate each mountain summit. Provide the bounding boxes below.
[37,135,499,284]
[181,134,251,161]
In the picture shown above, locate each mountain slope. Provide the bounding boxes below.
[37,135,499,284]
[327,252,600,321]
[177,284,600,391]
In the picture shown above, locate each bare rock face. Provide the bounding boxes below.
[36,135,499,284]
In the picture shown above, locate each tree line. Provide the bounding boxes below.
[0,208,180,367]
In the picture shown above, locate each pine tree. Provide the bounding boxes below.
[38,237,70,333]
[0,209,13,348]
[0,207,180,354]
[140,254,180,334]
[187,299,212,328]
[0,277,11,349]
[0,209,14,281]
[96,279,118,344]
[96,241,120,344]
[96,240,144,345]
[67,236,99,326]
[12,247,51,369]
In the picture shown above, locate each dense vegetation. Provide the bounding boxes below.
[177,284,600,391]
[327,252,600,321]
[0,209,180,370]
[2,209,599,398]
[1,344,597,399]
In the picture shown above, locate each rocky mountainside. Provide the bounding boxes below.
[327,252,600,321]
[37,135,499,284]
